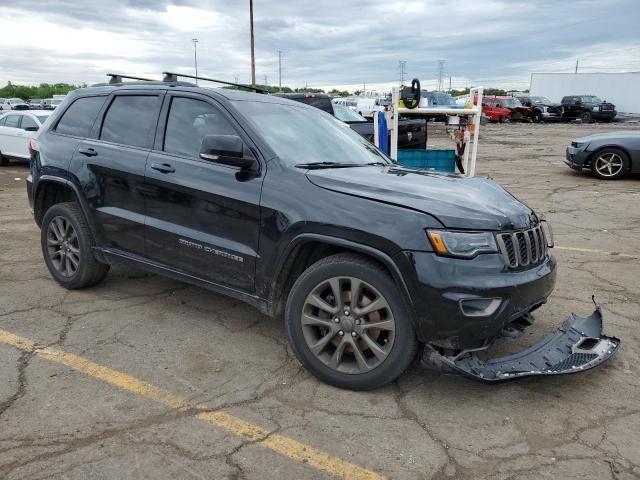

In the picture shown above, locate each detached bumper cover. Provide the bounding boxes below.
[422,306,620,382]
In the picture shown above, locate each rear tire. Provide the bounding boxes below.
[41,202,110,289]
[285,253,418,390]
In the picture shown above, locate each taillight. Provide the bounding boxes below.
[29,138,39,155]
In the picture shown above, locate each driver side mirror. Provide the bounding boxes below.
[199,135,257,170]
[573,99,581,105]
[495,103,502,108]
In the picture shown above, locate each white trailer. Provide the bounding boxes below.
[530,72,640,115]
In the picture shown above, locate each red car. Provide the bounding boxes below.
[482,96,534,122]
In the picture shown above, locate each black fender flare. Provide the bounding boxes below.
[272,233,415,315]
[34,175,105,245]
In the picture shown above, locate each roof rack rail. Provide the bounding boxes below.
[107,73,155,84]
[162,72,269,94]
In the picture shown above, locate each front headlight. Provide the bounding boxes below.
[571,141,587,148]
[427,230,498,258]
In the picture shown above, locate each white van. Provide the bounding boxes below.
[355,97,391,118]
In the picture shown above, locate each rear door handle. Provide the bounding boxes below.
[150,163,175,174]
[78,147,98,157]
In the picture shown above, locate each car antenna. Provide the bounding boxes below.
[106,73,155,84]
[162,72,269,94]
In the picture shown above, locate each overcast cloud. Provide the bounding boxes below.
[1,0,639,91]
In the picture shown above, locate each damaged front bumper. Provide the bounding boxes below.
[422,305,620,382]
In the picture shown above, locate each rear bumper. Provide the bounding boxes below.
[395,251,557,349]
[422,306,620,382]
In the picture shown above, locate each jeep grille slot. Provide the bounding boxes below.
[496,225,547,268]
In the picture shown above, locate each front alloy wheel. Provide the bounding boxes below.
[591,149,629,180]
[301,276,395,374]
[286,253,417,390]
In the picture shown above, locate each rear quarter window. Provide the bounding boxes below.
[55,96,107,137]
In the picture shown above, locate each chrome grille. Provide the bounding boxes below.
[496,225,548,268]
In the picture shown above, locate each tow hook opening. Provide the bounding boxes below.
[421,305,620,383]
[575,337,599,351]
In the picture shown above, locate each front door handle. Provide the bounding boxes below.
[150,163,175,174]
[78,147,98,157]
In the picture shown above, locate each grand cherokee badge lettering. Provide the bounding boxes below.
[178,239,244,263]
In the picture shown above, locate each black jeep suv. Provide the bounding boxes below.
[26,76,618,389]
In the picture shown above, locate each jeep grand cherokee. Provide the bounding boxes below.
[26,74,618,390]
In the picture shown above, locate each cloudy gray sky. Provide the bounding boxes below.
[2,0,639,92]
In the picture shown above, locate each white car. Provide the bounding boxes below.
[355,97,390,118]
[0,110,52,166]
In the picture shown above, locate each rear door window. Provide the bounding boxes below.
[21,115,39,130]
[55,96,107,137]
[100,95,161,148]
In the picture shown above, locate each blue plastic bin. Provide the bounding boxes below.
[397,149,456,173]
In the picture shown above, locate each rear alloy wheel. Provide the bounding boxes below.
[41,202,110,289]
[591,148,629,180]
[286,254,417,390]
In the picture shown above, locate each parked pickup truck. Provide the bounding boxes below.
[275,93,426,149]
[559,95,616,123]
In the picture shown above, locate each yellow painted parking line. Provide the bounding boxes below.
[555,245,640,260]
[0,329,384,480]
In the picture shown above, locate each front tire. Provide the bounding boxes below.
[285,253,418,390]
[580,111,592,123]
[0,150,8,167]
[590,148,629,180]
[41,202,110,289]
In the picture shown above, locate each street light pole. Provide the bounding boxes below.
[192,38,199,85]
[249,0,256,89]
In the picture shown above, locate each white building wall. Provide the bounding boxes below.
[530,72,640,115]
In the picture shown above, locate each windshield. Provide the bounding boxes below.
[333,104,367,122]
[581,96,602,103]
[530,96,551,104]
[432,92,456,106]
[51,99,63,105]
[500,98,522,107]
[9,98,23,104]
[234,101,391,167]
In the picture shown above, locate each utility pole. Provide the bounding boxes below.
[363,82,366,96]
[398,60,406,86]
[263,74,268,86]
[448,75,451,93]
[437,60,445,91]
[278,50,283,91]
[191,38,199,85]
[234,74,239,83]
[249,0,256,89]
[575,58,579,74]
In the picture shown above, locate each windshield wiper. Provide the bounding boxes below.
[364,162,388,166]
[295,162,368,169]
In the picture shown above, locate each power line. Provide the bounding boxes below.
[437,60,445,91]
[398,60,406,86]
[277,50,283,91]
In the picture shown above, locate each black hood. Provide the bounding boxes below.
[306,166,537,230]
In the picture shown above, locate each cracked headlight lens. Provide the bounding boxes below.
[427,230,498,258]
